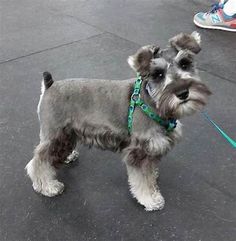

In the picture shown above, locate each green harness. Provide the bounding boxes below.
[127,74,177,134]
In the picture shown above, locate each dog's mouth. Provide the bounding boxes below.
[157,81,211,119]
[179,99,189,105]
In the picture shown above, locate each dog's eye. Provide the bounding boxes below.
[179,58,192,70]
[151,68,165,80]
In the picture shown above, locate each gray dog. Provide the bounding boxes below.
[26,32,211,211]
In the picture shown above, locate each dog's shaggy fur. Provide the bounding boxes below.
[26,32,211,211]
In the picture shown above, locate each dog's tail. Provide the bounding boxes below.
[43,71,54,90]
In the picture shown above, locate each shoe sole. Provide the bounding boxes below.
[194,19,236,32]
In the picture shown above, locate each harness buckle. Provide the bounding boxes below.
[131,93,140,102]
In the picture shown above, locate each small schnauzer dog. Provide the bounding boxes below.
[26,32,211,211]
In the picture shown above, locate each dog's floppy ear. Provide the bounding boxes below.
[127,45,160,75]
[169,31,201,54]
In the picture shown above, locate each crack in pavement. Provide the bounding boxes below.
[0,8,235,86]
[0,33,105,65]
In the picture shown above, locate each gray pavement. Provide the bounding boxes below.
[0,0,236,241]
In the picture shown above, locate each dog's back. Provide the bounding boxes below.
[38,73,134,132]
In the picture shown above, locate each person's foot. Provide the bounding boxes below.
[194,3,236,32]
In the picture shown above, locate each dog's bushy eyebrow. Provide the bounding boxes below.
[151,58,168,69]
[174,50,194,62]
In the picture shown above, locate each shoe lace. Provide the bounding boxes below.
[208,3,223,14]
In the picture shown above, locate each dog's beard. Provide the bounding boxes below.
[158,82,211,119]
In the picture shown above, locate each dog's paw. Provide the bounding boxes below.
[64,150,79,164]
[33,180,65,197]
[138,191,165,211]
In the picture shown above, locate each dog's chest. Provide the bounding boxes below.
[142,121,183,156]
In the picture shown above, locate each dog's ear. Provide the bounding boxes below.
[127,45,160,75]
[169,32,201,54]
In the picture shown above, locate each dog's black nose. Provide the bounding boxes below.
[176,89,189,100]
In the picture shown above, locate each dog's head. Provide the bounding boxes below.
[128,32,211,119]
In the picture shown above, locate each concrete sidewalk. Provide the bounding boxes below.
[0,1,235,241]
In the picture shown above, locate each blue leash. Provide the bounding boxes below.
[201,111,236,149]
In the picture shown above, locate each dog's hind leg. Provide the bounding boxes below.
[123,151,164,211]
[26,127,76,196]
[25,142,64,197]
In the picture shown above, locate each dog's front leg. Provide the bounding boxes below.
[124,150,164,211]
